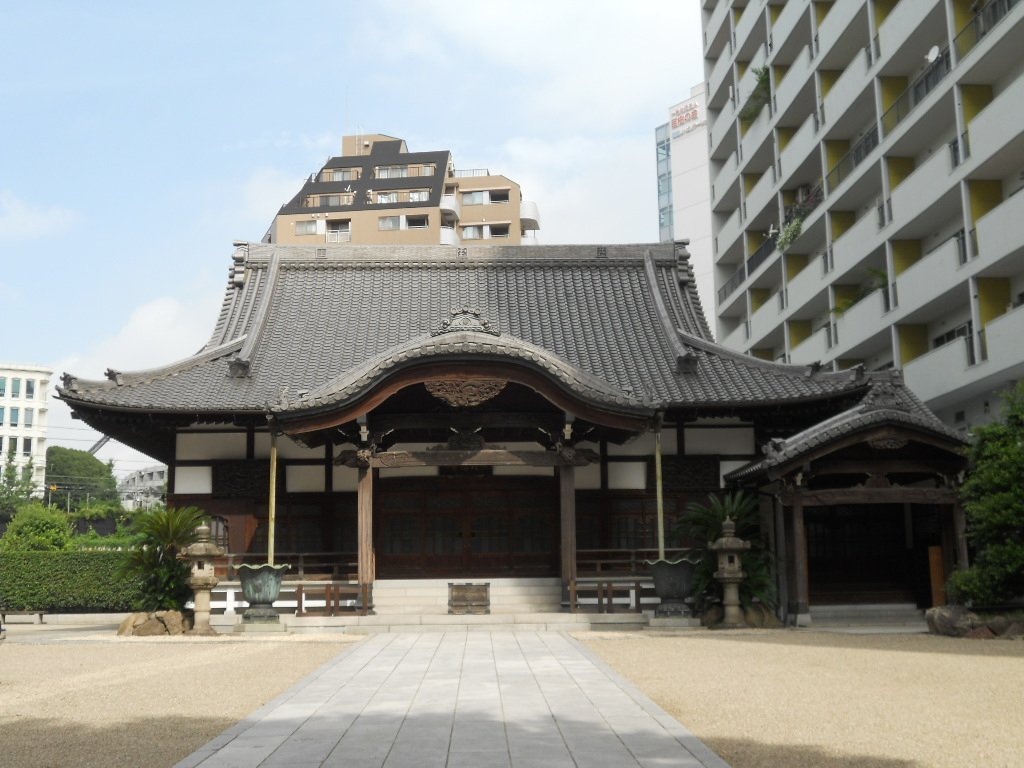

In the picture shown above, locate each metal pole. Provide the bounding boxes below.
[268,432,278,566]
[655,426,665,561]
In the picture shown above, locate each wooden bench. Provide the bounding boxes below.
[570,580,645,613]
[1,610,46,624]
[295,582,373,617]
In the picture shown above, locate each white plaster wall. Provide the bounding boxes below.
[607,429,677,456]
[253,433,324,459]
[608,462,647,490]
[576,462,601,490]
[174,466,212,494]
[176,432,246,460]
[683,427,755,455]
[333,465,359,492]
[286,465,325,493]
[718,460,750,488]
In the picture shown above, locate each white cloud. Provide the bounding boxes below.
[0,190,82,240]
[497,134,659,244]
[49,285,223,476]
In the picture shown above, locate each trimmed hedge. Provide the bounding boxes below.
[0,551,144,612]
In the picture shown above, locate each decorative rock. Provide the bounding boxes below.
[701,605,724,627]
[985,616,1011,636]
[134,617,169,636]
[1001,621,1024,639]
[744,603,782,628]
[117,612,150,636]
[117,610,191,637]
[925,605,978,637]
[966,625,996,640]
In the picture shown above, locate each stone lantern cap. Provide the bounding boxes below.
[710,516,751,552]
[183,522,225,559]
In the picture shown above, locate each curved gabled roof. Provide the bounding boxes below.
[59,242,882,425]
[725,373,968,482]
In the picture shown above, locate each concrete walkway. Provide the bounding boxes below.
[176,632,729,768]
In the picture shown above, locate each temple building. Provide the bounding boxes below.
[59,241,967,625]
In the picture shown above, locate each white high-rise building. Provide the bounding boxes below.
[703,0,1024,429]
[0,364,51,491]
[657,84,715,316]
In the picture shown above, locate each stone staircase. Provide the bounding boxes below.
[371,577,563,615]
[810,603,927,631]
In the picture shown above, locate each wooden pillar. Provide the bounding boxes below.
[560,464,577,604]
[772,494,789,625]
[791,494,810,625]
[357,465,374,586]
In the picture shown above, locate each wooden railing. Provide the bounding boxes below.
[216,551,358,581]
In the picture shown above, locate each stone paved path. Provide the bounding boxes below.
[176,631,729,768]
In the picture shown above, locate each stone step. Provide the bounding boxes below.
[810,603,925,624]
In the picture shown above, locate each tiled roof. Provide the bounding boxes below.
[59,242,888,421]
[725,372,967,482]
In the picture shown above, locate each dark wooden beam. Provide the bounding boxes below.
[368,412,564,433]
[339,448,598,469]
[806,458,961,476]
[781,487,958,506]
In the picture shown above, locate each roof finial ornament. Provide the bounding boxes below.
[432,307,500,337]
[60,373,78,392]
[105,368,123,385]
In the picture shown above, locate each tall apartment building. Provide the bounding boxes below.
[268,134,540,247]
[0,364,51,490]
[704,0,1024,429]
[657,83,715,314]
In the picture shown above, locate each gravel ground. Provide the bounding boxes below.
[0,624,357,768]
[3,624,1022,768]
[581,629,1024,768]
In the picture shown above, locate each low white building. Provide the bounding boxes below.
[0,363,52,492]
[118,465,167,510]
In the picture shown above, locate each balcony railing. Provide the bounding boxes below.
[825,126,879,191]
[718,263,746,304]
[880,48,952,136]
[783,181,824,226]
[747,237,777,275]
[954,0,1020,59]
[326,230,352,243]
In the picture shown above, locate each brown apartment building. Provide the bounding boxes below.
[267,134,541,247]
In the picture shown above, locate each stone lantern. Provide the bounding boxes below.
[182,522,225,635]
[709,516,751,629]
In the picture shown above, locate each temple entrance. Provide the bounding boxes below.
[375,475,560,578]
[805,504,944,605]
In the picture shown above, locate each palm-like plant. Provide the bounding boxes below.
[673,491,776,611]
[119,505,207,611]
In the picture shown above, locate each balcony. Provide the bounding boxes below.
[888,145,952,227]
[718,262,746,305]
[440,226,458,246]
[968,67,1024,168]
[953,0,1023,60]
[821,52,871,129]
[520,200,540,231]
[903,336,974,404]
[824,126,878,193]
[749,292,783,343]
[790,325,830,364]
[773,44,812,118]
[704,0,731,56]
[440,194,461,221]
[721,318,750,351]
[745,167,777,223]
[832,290,887,357]
[815,0,862,63]
[733,1,761,48]
[784,256,825,311]
[831,211,881,277]
[877,0,941,63]
[778,112,818,180]
[894,238,962,316]
[708,44,735,105]
[325,230,352,243]
[984,303,1024,377]
[976,188,1024,263]
[716,208,743,258]
[521,231,539,246]
[771,0,807,51]
[879,48,951,138]
[709,98,737,155]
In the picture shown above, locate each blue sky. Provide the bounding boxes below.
[0,1,704,473]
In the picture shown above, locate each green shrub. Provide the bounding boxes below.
[948,383,1024,606]
[0,502,73,552]
[673,490,777,611]
[0,551,144,612]
[120,506,207,611]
